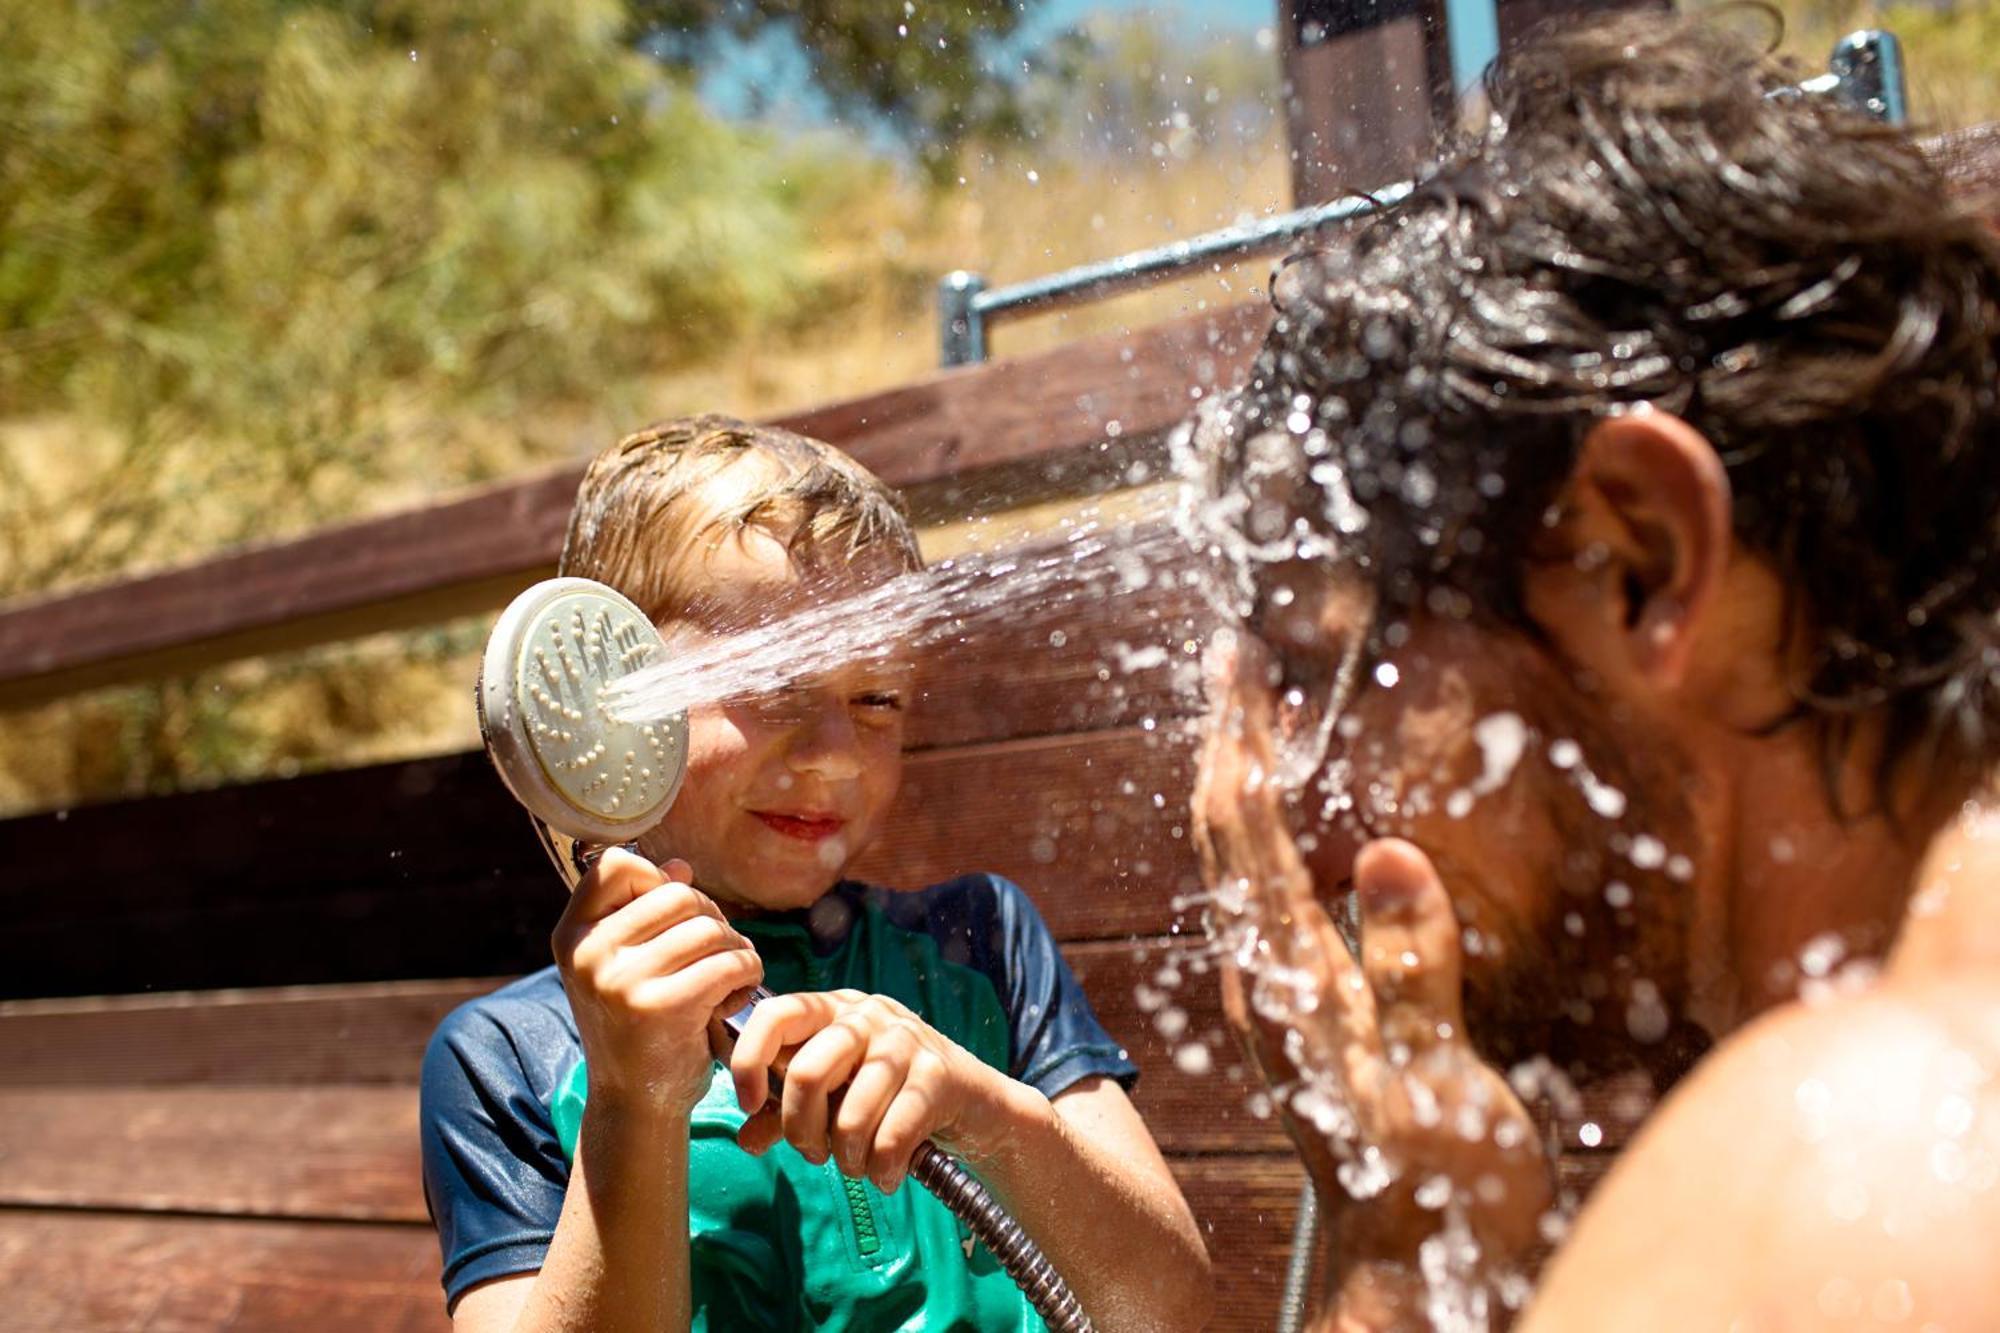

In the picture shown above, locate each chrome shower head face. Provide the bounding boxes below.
[478,577,689,848]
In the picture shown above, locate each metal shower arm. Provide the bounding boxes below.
[936,29,1908,368]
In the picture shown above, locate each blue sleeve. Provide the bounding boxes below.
[419,997,572,1310]
[984,875,1140,1099]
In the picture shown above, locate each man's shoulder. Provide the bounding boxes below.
[1528,979,2000,1330]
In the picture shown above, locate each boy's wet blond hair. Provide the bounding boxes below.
[559,414,922,626]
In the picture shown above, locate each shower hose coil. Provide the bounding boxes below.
[910,1142,1094,1333]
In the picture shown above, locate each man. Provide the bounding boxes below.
[1186,13,2000,1329]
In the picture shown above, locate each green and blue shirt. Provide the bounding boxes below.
[420,874,1136,1330]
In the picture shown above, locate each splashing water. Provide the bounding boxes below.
[600,511,1190,726]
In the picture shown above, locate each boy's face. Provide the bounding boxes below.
[637,526,911,914]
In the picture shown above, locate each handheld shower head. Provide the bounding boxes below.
[477,578,689,879]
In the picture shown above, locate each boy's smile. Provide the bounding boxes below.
[637,526,909,913]
[751,811,848,841]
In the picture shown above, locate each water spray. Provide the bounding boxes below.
[477,576,1094,1333]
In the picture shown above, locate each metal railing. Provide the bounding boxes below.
[937,29,1908,368]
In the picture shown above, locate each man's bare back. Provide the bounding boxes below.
[1525,817,2000,1331]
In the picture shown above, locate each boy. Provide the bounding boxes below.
[421,415,1212,1332]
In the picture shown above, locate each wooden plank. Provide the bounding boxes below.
[0,306,1266,711]
[0,1209,448,1333]
[0,941,1285,1154]
[0,726,1203,999]
[0,981,1643,1218]
[1280,0,1442,205]
[0,981,492,1089]
[0,1085,1290,1232]
[0,1087,421,1222]
[0,1165,1299,1333]
[1172,1154,1313,1331]
[0,1158,1626,1333]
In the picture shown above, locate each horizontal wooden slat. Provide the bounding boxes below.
[0,938,1286,1153]
[0,305,1266,710]
[0,1163,1303,1333]
[0,1209,449,1333]
[0,1156,1630,1333]
[0,981,491,1089]
[1171,1154,1312,1330]
[0,985,1639,1218]
[908,537,1208,751]
[0,1087,420,1222]
[0,726,1201,999]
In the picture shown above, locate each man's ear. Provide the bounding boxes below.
[1524,408,1732,691]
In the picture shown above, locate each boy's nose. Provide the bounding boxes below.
[786,699,864,780]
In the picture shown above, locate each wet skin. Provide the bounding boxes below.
[1196,408,1964,1322]
[635,528,913,915]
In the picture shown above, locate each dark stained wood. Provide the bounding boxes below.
[0,726,1202,999]
[0,981,492,1088]
[1281,0,1444,205]
[0,1157,1623,1333]
[0,945,1281,1152]
[860,728,1203,939]
[0,1209,450,1333]
[0,1087,1284,1227]
[1172,1154,1312,1329]
[0,960,1652,1158]
[0,307,1265,711]
[911,540,1210,751]
[0,1086,421,1221]
[0,1163,1309,1333]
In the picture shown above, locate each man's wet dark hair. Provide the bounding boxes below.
[1206,12,2000,800]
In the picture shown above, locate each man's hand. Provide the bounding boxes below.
[1192,637,1550,1288]
[553,848,765,1117]
[728,990,1033,1192]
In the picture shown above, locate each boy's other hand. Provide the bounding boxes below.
[554,847,765,1119]
[728,990,1033,1193]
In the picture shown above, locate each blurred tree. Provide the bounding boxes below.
[0,0,1060,598]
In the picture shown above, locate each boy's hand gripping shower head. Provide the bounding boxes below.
[475,576,1095,1333]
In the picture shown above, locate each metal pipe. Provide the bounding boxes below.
[937,31,1909,368]
[1774,31,1906,126]
[937,184,1415,367]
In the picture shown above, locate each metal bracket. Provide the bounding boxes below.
[936,30,1909,368]
[1787,29,1908,127]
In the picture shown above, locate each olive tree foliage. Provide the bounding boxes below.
[0,0,1051,598]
